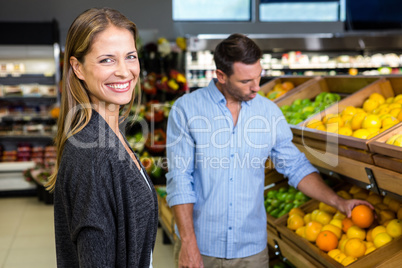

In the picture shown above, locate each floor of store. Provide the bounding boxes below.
[0,196,175,268]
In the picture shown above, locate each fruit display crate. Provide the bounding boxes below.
[275,200,402,268]
[291,77,397,153]
[259,76,317,103]
[368,123,402,174]
[155,186,177,243]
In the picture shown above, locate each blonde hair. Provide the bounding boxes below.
[46,7,141,191]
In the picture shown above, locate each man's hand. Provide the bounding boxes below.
[178,241,204,268]
[334,196,375,218]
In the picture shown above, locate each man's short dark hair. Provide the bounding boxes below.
[213,33,262,77]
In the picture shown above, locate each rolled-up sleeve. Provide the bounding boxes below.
[270,108,318,188]
[165,99,197,207]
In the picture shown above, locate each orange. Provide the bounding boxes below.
[351,112,367,130]
[363,99,379,113]
[364,241,374,249]
[289,207,305,217]
[295,226,306,238]
[322,224,342,239]
[341,256,358,266]
[386,219,402,238]
[347,225,366,240]
[316,230,339,252]
[371,225,387,241]
[352,128,370,139]
[344,238,366,258]
[315,210,332,225]
[342,218,354,233]
[373,232,393,248]
[362,114,381,129]
[305,221,323,242]
[369,92,386,105]
[318,202,338,214]
[287,214,304,230]
[351,204,374,228]
[334,252,347,263]
[281,81,295,92]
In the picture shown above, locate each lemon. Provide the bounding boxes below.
[315,124,326,131]
[365,246,376,255]
[341,256,357,266]
[338,126,353,136]
[362,114,381,129]
[333,252,347,263]
[393,94,402,103]
[390,108,401,118]
[319,202,338,214]
[326,116,344,128]
[352,129,370,139]
[386,219,402,238]
[371,225,387,240]
[373,232,393,248]
[342,106,357,116]
[393,136,402,147]
[306,119,324,129]
[386,134,402,145]
[328,248,341,259]
[351,112,367,130]
[369,92,386,105]
[330,218,343,229]
[363,99,379,113]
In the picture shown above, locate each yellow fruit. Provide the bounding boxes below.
[371,225,387,240]
[328,248,342,259]
[383,196,393,205]
[330,219,343,229]
[373,232,393,248]
[352,129,370,139]
[379,210,396,225]
[338,126,353,136]
[381,116,399,128]
[287,214,305,230]
[349,185,364,195]
[386,97,394,103]
[333,252,347,263]
[341,114,353,122]
[319,202,338,214]
[333,211,346,220]
[367,129,380,139]
[342,106,357,116]
[344,238,366,258]
[366,228,374,242]
[326,116,344,128]
[388,102,402,110]
[315,124,326,131]
[289,207,305,217]
[351,112,367,130]
[369,92,386,105]
[397,206,402,220]
[362,114,381,129]
[388,199,401,213]
[364,241,374,249]
[322,114,337,124]
[326,124,339,133]
[365,246,376,255]
[347,225,366,240]
[295,226,306,238]
[311,209,320,221]
[337,190,352,200]
[304,213,312,224]
[353,191,369,200]
[322,224,342,239]
[377,107,391,116]
[338,237,349,252]
[394,136,402,147]
[306,119,324,129]
[316,210,332,225]
[390,108,402,118]
[365,194,383,205]
[398,110,402,122]
[363,99,379,113]
[394,94,402,103]
[341,256,358,266]
[305,221,323,242]
[386,219,402,238]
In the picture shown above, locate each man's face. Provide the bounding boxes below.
[221,61,262,102]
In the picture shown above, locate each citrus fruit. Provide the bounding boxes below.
[316,210,332,225]
[342,106,357,116]
[326,116,344,128]
[390,108,402,118]
[388,199,401,213]
[328,249,341,259]
[363,99,379,113]
[304,213,312,224]
[366,228,374,242]
[287,213,304,230]
[322,224,342,239]
[347,225,366,240]
[371,225,387,240]
[373,232,393,248]
[386,219,402,238]
[364,241,374,249]
[322,113,337,124]
[318,202,338,214]
[338,237,349,252]
[282,81,295,91]
[342,218,354,233]
[369,92,385,104]
[381,116,399,128]
[314,124,326,131]
[311,209,320,221]
[351,204,374,228]
[341,256,358,266]
[337,126,353,136]
[306,119,323,129]
[351,112,367,130]
[344,238,366,258]
[379,210,396,225]
[365,194,382,205]
[333,252,347,263]
[295,226,306,238]
[337,190,352,200]
[352,128,370,139]
[362,114,381,129]
[398,110,402,122]
[388,102,402,110]
[305,221,323,242]
[353,191,369,200]
[365,246,376,255]
[330,218,343,229]
[333,211,346,220]
[289,207,305,217]
[316,230,339,252]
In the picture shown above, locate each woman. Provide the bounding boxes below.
[46,8,158,267]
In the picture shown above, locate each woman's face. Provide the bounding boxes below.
[71,25,139,110]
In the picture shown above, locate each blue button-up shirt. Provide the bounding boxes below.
[166,79,317,259]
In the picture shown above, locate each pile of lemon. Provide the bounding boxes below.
[286,185,402,266]
[305,93,402,139]
[385,133,402,147]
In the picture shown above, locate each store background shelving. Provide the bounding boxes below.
[0,21,60,195]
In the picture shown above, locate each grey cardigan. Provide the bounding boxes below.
[54,110,158,267]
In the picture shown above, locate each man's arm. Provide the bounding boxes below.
[297,172,374,217]
[172,204,203,268]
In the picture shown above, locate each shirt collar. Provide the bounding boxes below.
[207,78,253,107]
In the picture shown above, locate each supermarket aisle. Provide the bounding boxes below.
[0,196,175,268]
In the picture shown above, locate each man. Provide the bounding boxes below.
[165,33,372,268]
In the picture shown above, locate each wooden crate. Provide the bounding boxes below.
[292,77,395,151]
[259,76,317,103]
[276,200,402,268]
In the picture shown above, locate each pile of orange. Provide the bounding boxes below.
[286,184,402,266]
[266,81,295,100]
[305,92,402,139]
